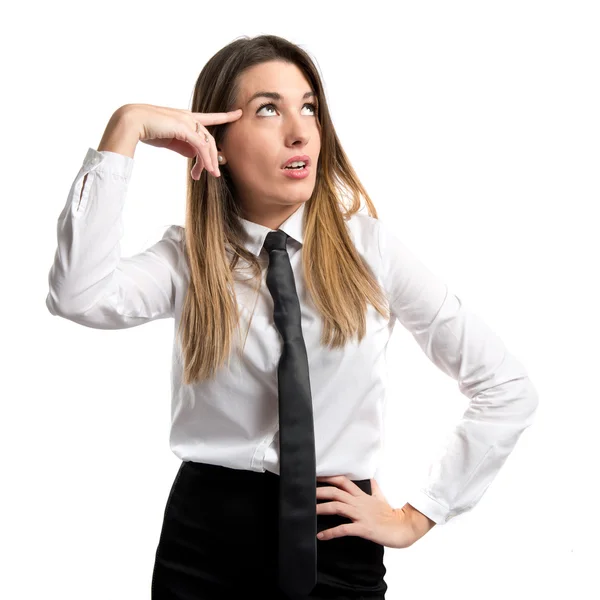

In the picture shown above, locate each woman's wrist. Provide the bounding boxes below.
[401,502,437,538]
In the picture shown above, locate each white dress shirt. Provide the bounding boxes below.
[46,148,539,525]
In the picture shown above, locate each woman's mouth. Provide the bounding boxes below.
[281,165,310,179]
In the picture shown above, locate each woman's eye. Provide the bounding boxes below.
[256,102,318,117]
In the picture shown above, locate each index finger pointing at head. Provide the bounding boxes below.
[194,109,243,126]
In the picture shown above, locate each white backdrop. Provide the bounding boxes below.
[2,1,597,598]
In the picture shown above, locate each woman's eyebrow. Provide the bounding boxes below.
[246,91,317,105]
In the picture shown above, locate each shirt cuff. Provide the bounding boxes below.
[83,147,134,180]
[405,490,451,525]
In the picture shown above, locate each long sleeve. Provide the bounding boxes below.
[377,218,539,525]
[46,147,184,329]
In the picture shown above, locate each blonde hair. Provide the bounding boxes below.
[178,34,390,385]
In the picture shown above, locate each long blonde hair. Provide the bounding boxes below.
[178,34,390,385]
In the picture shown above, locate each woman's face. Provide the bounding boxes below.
[219,60,321,227]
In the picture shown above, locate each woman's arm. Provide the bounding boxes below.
[45,110,184,329]
[378,217,539,525]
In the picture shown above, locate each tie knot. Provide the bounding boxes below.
[263,229,289,253]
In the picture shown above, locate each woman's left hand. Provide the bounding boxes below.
[315,475,432,549]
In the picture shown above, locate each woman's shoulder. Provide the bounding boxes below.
[163,224,185,241]
[345,209,380,245]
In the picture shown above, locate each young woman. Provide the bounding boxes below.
[46,34,539,600]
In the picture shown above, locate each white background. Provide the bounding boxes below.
[2,1,598,598]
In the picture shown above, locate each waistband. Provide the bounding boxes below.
[182,460,372,495]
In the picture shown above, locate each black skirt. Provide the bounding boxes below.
[150,460,388,599]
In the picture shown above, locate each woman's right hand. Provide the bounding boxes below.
[124,103,243,180]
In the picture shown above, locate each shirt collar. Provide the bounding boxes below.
[237,201,306,257]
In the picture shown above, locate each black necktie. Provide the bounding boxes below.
[263,229,317,598]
